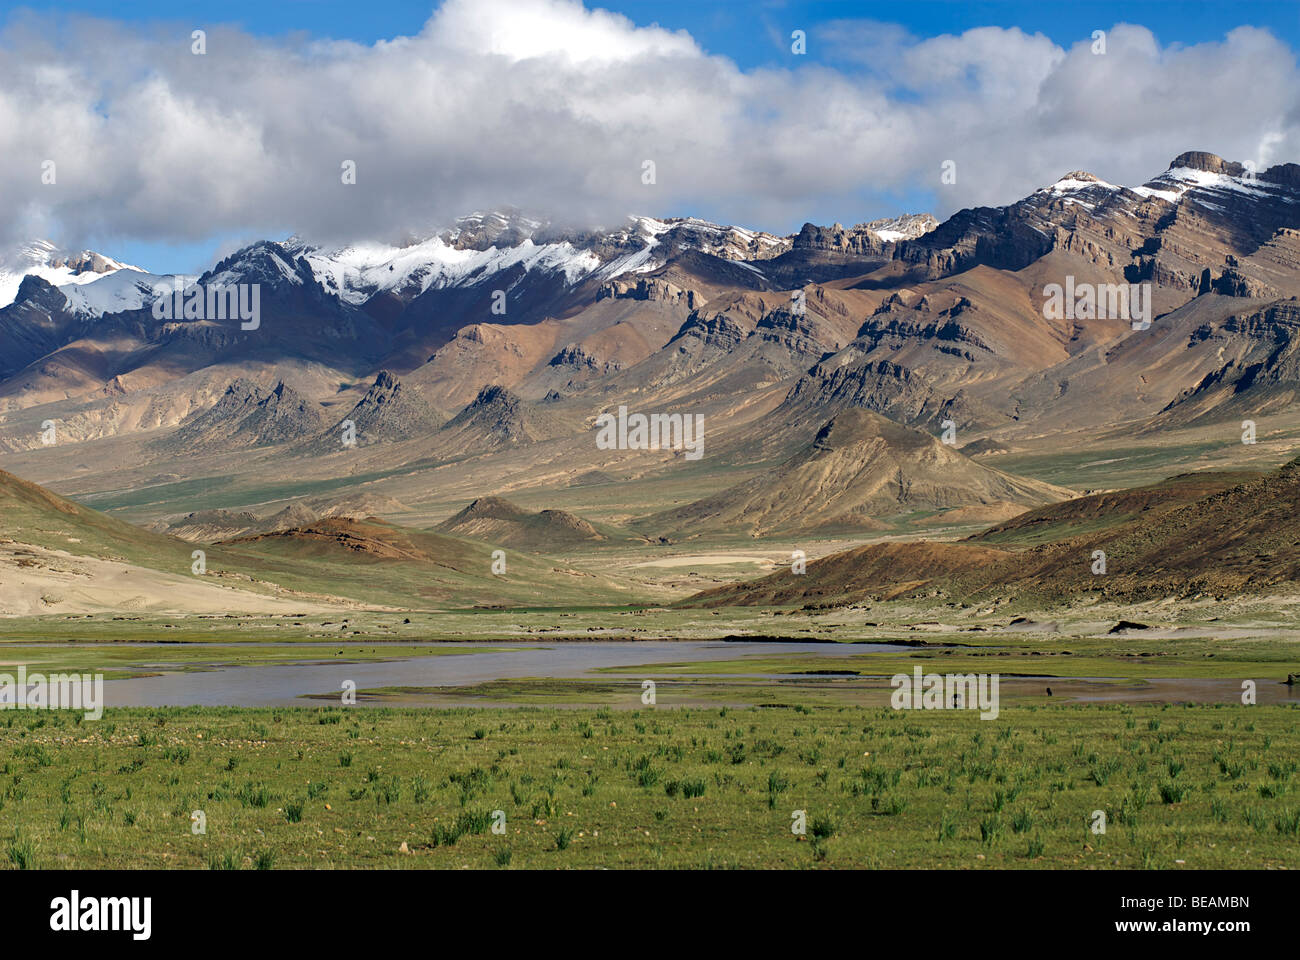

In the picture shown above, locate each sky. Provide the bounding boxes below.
[1,0,1298,273]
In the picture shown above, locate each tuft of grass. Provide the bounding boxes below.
[208,850,241,871]
[937,811,957,843]
[1275,809,1300,837]
[431,810,491,847]
[7,833,36,870]
[979,816,1002,846]
[873,794,908,816]
[237,782,272,809]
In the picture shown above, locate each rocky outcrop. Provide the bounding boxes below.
[159,379,329,454]
[667,309,753,352]
[436,495,604,549]
[1168,151,1248,177]
[0,276,82,378]
[1153,299,1300,425]
[47,251,125,276]
[322,371,442,447]
[793,214,938,255]
[1202,266,1278,299]
[597,277,705,309]
[547,345,622,375]
[441,384,565,446]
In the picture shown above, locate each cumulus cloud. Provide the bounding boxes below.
[0,0,1297,252]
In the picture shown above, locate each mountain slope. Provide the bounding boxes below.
[3,149,1300,541]
[220,516,629,606]
[0,467,331,615]
[439,384,568,449]
[650,408,1072,536]
[158,379,330,455]
[687,540,1014,607]
[968,471,1261,546]
[318,371,443,448]
[689,455,1300,607]
[435,495,605,550]
[0,466,634,613]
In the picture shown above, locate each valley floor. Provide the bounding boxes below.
[1,703,1296,869]
[2,557,1298,870]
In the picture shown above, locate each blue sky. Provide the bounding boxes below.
[8,1,1298,63]
[4,1,1299,273]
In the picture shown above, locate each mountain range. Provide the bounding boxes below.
[2,150,1299,594]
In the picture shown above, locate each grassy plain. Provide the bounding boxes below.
[1,703,1297,870]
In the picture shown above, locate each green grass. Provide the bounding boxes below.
[0,702,1295,869]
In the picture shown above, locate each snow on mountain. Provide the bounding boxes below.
[2,212,793,323]
[855,214,940,243]
[1141,165,1289,204]
[613,216,791,261]
[284,213,792,305]
[58,269,170,317]
[442,210,548,249]
[285,232,603,305]
[283,208,609,306]
[1039,154,1298,212]
[0,208,940,322]
[0,240,147,309]
[1040,171,1119,197]
[203,242,310,291]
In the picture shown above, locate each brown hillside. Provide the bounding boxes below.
[651,408,1071,537]
[436,496,605,550]
[685,456,1300,607]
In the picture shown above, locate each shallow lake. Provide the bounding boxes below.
[7,640,1296,708]
[96,640,896,707]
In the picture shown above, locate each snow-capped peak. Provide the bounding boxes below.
[0,240,148,309]
[59,270,172,317]
[284,212,796,305]
[1040,171,1119,196]
[287,230,602,306]
[1037,154,1299,210]
[591,215,792,276]
[1141,165,1276,201]
[856,213,940,243]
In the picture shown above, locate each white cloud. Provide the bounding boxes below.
[0,0,1296,253]
[427,0,700,62]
